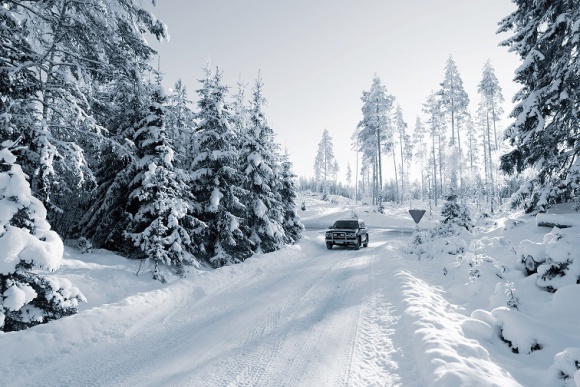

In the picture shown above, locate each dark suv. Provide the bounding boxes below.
[325,218,368,250]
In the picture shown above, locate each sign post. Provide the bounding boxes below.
[409,209,426,231]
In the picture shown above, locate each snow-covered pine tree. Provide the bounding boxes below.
[241,77,285,253]
[356,75,395,205]
[165,79,196,170]
[78,82,145,251]
[279,150,304,244]
[0,4,38,142]
[412,117,429,201]
[231,78,251,136]
[478,60,504,152]
[2,1,167,237]
[477,60,505,214]
[439,56,469,195]
[393,105,411,203]
[463,113,484,207]
[125,83,204,281]
[438,193,473,236]
[0,141,85,332]
[190,65,253,267]
[314,129,337,198]
[423,91,445,206]
[439,55,470,147]
[498,2,580,212]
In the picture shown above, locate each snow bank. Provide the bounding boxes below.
[396,271,521,386]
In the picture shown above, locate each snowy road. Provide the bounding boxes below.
[3,226,426,386]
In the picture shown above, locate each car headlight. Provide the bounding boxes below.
[325,232,332,237]
[347,232,356,237]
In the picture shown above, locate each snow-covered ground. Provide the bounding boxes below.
[2,193,580,386]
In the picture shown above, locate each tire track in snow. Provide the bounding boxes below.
[173,246,351,386]
[256,250,373,387]
[349,290,401,386]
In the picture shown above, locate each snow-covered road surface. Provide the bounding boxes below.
[5,230,424,386]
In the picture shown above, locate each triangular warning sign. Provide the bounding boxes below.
[409,209,426,224]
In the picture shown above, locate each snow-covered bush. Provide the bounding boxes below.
[438,194,473,235]
[408,195,474,260]
[516,228,580,292]
[77,237,93,254]
[550,348,580,385]
[467,307,546,355]
[377,201,385,214]
[0,142,85,332]
[536,230,580,292]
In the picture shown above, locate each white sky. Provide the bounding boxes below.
[146,0,521,182]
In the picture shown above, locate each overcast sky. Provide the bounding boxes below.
[146,0,521,181]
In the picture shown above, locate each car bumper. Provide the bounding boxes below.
[325,237,358,245]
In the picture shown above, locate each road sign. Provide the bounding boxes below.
[409,209,426,225]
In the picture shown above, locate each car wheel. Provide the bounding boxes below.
[363,235,369,247]
[326,243,333,250]
[354,237,360,250]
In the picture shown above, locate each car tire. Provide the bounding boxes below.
[363,235,369,247]
[326,243,333,250]
[354,237,360,250]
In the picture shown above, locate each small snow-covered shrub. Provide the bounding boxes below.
[443,194,473,228]
[550,348,580,385]
[436,194,474,236]
[517,239,546,275]
[492,307,545,355]
[517,228,580,292]
[489,281,520,310]
[377,201,385,214]
[535,229,580,292]
[505,282,520,310]
[504,218,525,231]
[77,237,93,254]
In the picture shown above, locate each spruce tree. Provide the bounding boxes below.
[280,151,304,244]
[241,77,285,253]
[356,76,395,204]
[393,105,410,203]
[78,84,144,251]
[439,56,470,147]
[190,65,253,267]
[439,193,473,236]
[423,92,444,206]
[439,56,469,195]
[477,60,505,213]
[412,117,429,201]
[498,1,580,212]
[1,1,167,237]
[124,84,203,281]
[165,79,196,169]
[0,3,38,143]
[314,129,337,198]
[0,141,85,332]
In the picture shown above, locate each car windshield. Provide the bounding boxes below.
[332,220,358,229]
